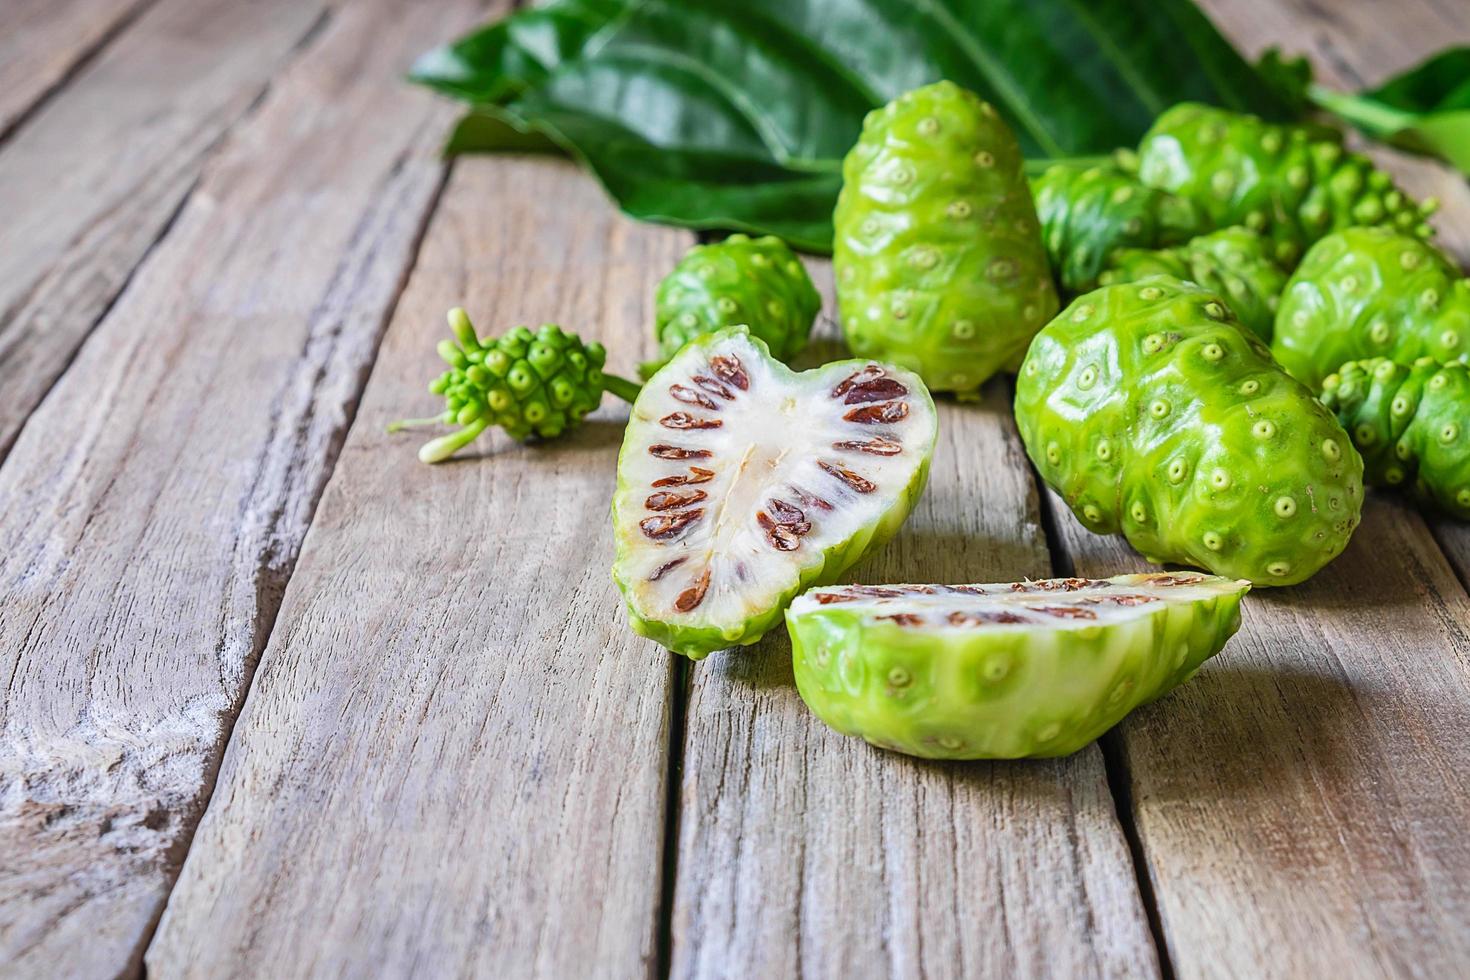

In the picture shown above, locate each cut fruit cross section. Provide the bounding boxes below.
[613,328,938,659]
[787,571,1249,758]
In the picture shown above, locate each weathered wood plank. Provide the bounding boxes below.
[147,159,686,977]
[0,0,329,460]
[0,0,151,138]
[1050,494,1470,977]
[0,0,487,974]
[669,269,1160,979]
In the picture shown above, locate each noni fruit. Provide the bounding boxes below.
[1032,161,1208,293]
[1320,358,1470,520]
[391,308,642,463]
[1098,227,1288,341]
[789,571,1248,759]
[613,327,938,659]
[642,233,820,378]
[1014,277,1364,586]
[1134,103,1436,267]
[834,81,1058,394]
[1272,227,1470,389]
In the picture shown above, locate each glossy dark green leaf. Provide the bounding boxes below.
[412,0,1291,251]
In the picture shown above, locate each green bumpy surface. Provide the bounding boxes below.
[1135,103,1435,269]
[788,572,1248,760]
[1014,277,1364,585]
[1321,358,1470,520]
[1098,227,1288,342]
[834,81,1058,393]
[1031,162,1208,294]
[643,233,820,378]
[1272,227,1470,389]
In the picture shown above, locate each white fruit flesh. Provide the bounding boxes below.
[791,572,1248,631]
[614,330,937,653]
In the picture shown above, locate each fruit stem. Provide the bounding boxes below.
[418,417,490,464]
[602,373,642,404]
[386,412,452,433]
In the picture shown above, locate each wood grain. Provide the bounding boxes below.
[147,158,687,977]
[0,0,151,138]
[668,270,1160,979]
[0,0,329,461]
[1050,494,1470,978]
[0,0,485,974]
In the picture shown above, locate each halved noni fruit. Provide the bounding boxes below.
[613,328,938,659]
[787,571,1248,759]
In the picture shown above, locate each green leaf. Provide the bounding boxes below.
[1308,47,1470,174]
[413,0,1292,252]
[442,109,562,155]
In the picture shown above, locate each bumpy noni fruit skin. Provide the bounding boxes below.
[1031,161,1208,293]
[1134,103,1436,268]
[1272,227,1470,389]
[1320,358,1470,520]
[613,328,937,659]
[1098,227,1288,342]
[1014,277,1364,586]
[399,308,641,463]
[834,81,1058,393]
[788,571,1248,759]
[643,233,820,378]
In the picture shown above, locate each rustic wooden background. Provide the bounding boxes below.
[1,0,1468,977]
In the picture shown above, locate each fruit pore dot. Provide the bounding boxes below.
[1321,439,1341,461]
[1130,501,1147,522]
[974,150,995,168]
[1149,400,1170,418]
[1274,496,1297,518]
[1266,561,1292,578]
[1252,419,1276,439]
[1071,304,1095,322]
[1139,286,1163,300]
[1168,459,1188,482]
[1239,379,1261,395]
[1203,531,1223,551]
[1202,343,1225,361]
[1211,469,1231,489]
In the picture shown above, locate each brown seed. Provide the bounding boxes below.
[649,444,712,460]
[649,557,687,582]
[692,374,734,400]
[789,486,833,511]
[1106,594,1158,606]
[766,498,806,523]
[661,412,722,430]
[844,401,909,424]
[813,592,860,604]
[710,355,749,390]
[832,364,886,398]
[1029,605,1098,620]
[819,460,876,493]
[675,569,711,612]
[646,489,708,511]
[1143,572,1207,586]
[669,384,719,410]
[651,466,715,487]
[847,585,905,598]
[757,512,804,551]
[1011,578,1106,592]
[639,509,704,540]
[878,613,924,626]
[843,377,908,405]
[950,609,1027,625]
[833,436,902,456]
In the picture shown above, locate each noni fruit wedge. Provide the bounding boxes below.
[789,571,1248,759]
[1272,227,1470,389]
[391,308,641,463]
[642,233,820,378]
[1032,161,1207,293]
[1134,103,1436,267]
[834,80,1058,394]
[1014,277,1364,586]
[1098,227,1288,341]
[613,328,938,658]
[1321,358,1470,520]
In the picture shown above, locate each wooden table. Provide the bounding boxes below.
[2,0,1468,976]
